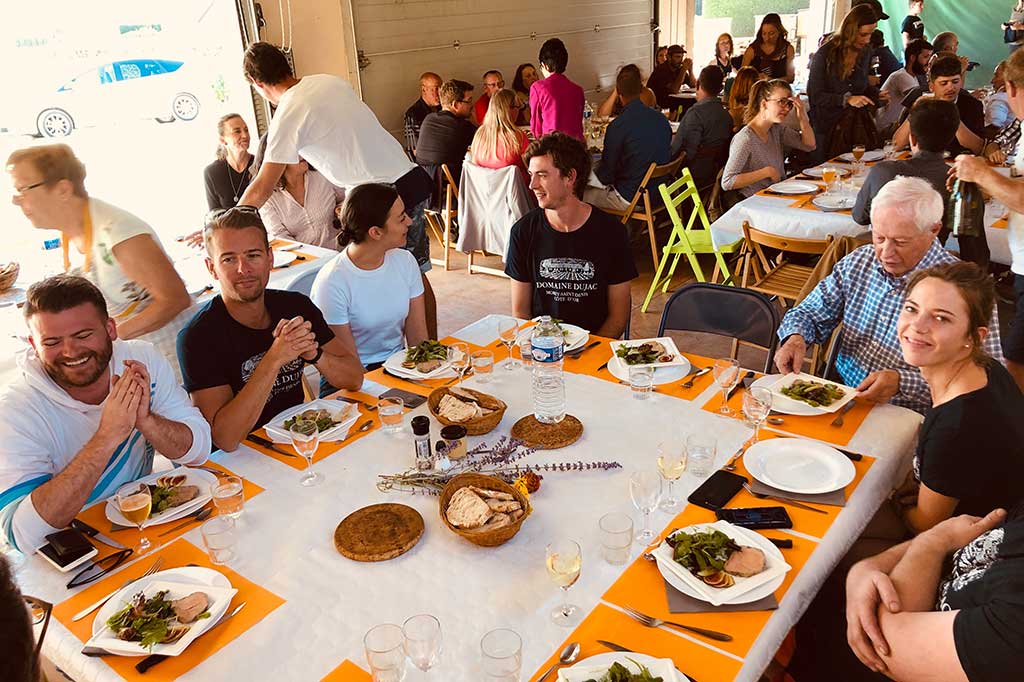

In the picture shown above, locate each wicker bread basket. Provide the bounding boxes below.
[439,473,531,547]
[427,387,507,436]
[0,263,19,293]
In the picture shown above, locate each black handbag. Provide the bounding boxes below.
[1004,25,1023,43]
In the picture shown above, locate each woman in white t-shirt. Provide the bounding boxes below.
[7,144,193,375]
[310,183,428,383]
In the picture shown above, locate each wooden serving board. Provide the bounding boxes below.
[333,504,424,562]
[510,414,583,449]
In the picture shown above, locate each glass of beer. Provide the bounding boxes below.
[851,145,866,175]
[116,481,153,554]
[821,167,838,196]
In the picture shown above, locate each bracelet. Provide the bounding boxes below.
[303,346,323,365]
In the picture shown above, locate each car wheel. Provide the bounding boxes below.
[36,109,74,137]
[171,93,200,121]
[155,115,175,124]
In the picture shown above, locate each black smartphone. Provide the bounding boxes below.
[716,506,793,530]
[687,470,747,511]
[379,387,427,409]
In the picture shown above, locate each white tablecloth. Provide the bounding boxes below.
[18,315,923,682]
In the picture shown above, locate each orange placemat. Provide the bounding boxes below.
[322,660,372,681]
[993,216,1009,229]
[77,463,265,561]
[52,538,285,682]
[364,335,496,397]
[600,505,817,661]
[528,603,743,682]
[249,411,380,471]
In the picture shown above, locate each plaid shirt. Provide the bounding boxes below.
[778,242,1005,414]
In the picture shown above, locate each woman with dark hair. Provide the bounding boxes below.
[259,158,345,248]
[530,38,585,139]
[203,113,253,211]
[877,38,933,131]
[741,14,795,81]
[656,46,668,66]
[807,3,880,161]
[0,558,39,682]
[511,63,539,124]
[310,183,428,375]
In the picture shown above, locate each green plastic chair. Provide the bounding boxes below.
[641,168,743,313]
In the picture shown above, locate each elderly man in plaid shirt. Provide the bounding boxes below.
[775,176,1004,414]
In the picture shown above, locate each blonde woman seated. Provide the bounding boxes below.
[470,89,531,172]
[721,79,815,198]
[311,183,428,391]
[259,158,345,249]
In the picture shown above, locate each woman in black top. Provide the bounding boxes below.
[203,113,253,211]
[710,33,740,79]
[895,262,1024,534]
[741,14,795,82]
[512,63,539,126]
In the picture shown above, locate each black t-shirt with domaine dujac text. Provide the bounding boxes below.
[504,206,638,333]
[177,289,334,429]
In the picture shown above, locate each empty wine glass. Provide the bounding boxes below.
[116,481,152,554]
[290,419,323,486]
[545,538,583,627]
[403,614,442,675]
[742,386,773,444]
[656,441,686,512]
[365,623,407,682]
[712,358,741,415]
[629,470,663,544]
[447,342,470,384]
[497,319,520,370]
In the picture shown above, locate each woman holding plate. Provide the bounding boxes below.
[311,183,429,392]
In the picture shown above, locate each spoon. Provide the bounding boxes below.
[537,642,581,681]
[766,417,785,425]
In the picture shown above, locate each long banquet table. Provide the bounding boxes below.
[20,314,923,682]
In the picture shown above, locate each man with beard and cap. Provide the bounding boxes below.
[176,207,363,452]
[0,275,211,553]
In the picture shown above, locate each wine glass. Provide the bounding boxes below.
[447,342,470,384]
[290,419,323,486]
[712,358,741,415]
[629,470,663,544]
[116,481,153,554]
[497,319,520,371]
[403,614,442,675]
[656,442,686,512]
[545,538,583,627]
[851,144,866,175]
[742,386,773,444]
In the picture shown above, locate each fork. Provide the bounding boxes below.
[743,482,828,514]
[681,366,711,389]
[620,605,733,641]
[72,557,166,622]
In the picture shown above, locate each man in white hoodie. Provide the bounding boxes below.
[0,275,210,553]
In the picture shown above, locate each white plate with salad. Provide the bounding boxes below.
[383,340,455,379]
[522,318,590,353]
[263,399,359,443]
[608,337,689,370]
[104,468,217,529]
[559,653,683,681]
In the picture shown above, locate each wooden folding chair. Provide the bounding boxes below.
[598,153,686,272]
[740,221,833,308]
[425,164,459,271]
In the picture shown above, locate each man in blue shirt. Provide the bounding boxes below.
[670,65,733,191]
[584,67,671,210]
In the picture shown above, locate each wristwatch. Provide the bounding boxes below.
[303,347,323,365]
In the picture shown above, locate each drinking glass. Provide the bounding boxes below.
[290,419,323,486]
[378,397,405,434]
[211,475,245,519]
[497,319,520,370]
[686,433,717,478]
[480,629,522,682]
[517,335,533,369]
[598,512,633,565]
[365,623,407,682]
[629,470,663,544]
[448,342,471,384]
[115,481,152,554]
[471,350,494,383]
[742,386,773,444]
[403,614,442,674]
[628,365,654,400]
[200,516,237,564]
[712,358,741,415]
[821,167,837,196]
[852,144,866,175]
[656,441,686,512]
[545,538,583,627]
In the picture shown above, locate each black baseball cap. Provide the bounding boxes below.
[851,0,889,20]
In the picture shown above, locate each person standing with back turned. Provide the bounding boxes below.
[530,39,585,141]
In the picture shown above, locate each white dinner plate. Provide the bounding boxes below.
[383,347,456,380]
[768,373,856,414]
[606,355,691,385]
[745,438,856,494]
[561,653,683,682]
[525,318,590,353]
[768,180,820,195]
[272,250,297,268]
[104,468,217,529]
[652,521,790,606]
[811,194,856,212]
[838,149,885,163]
[802,165,852,179]
[263,399,360,443]
[608,337,689,370]
[89,567,236,657]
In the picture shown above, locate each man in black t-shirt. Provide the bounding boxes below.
[894,54,985,157]
[646,45,695,110]
[505,133,637,338]
[176,208,363,452]
[901,0,926,47]
[416,79,477,198]
[403,72,442,160]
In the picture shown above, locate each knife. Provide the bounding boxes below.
[596,641,698,682]
[245,433,298,458]
[382,367,432,387]
[70,519,128,550]
[567,340,600,358]
[726,371,756,400]
[135,601,248,672]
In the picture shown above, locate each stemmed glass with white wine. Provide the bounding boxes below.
[546,538,583,627]
[290,419,323,486]
[447,342,471,384]
[656,442,686,512]
[497,319,520,371]
[629,470,664,544]
[712,358,741,416]
[116,481,153,554]
[403,614,442,677]
[742,386,773,444]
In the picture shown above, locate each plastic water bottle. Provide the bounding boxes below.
[583,101,594,121]
[531,316,566,424]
